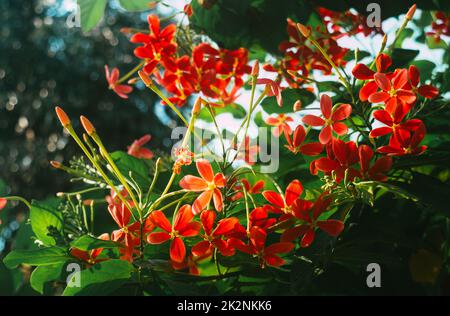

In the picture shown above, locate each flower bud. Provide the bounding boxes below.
[192,97,202,115]
[120,27,132,35]
[406,4,416,20]
[80,116,96,135]
[296,23,310,38]
[127,77,139,85]
[293,100,302,112]
[251,60,259,77]
[50,160,62,169]
[138,70,153,86]
[55,106,71,127]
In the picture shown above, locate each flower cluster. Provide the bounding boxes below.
[353,53,438,156]
[426,11,449,43]
[117,15,251,106]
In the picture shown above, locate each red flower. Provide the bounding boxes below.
[231,227,294,268]
[407,65,439,99]
[108,202,142,261]
[368,69,416,113]
[266,114,293,137]
[284,125,323,155]
[127,134,153,159]
[147,205,201,263]
[370,108,423,139]
[352,53,392,101]
[358,145,392,181]
[281,194,344,247]
[234,136,259,165]
[105,65,133,99]
[378,123,427,156]
[310,139,359,182]
[256,78,283,106]
[70,233,110,266]
[231,179,265,201]
[262,179,303,217]
[131,15,177,74]
[302,94,352,144]
[425,12,450,43]
[179,159,226,214]
[191,210,239,257]
[0,198,7,210]
[230,207,277,240]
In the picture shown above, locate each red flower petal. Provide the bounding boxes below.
[352,63,375,80]
[192,190,213,215]
[368,91,390,103]
[418,85,439,99]
[320,94,333,119]
[265,242,294,255]
[262,191,285,208]
[302,115,325,127]
[331,104,352,121]
[200,210,216,235]
[281,225,309,242]
[147,232,171,244]
[213,217,239,236]
[173,204,194,231]
[191,240,212,257]
[373,110,393,125]
[319,125,332,144]
[150,211,172,232]
[358,145,374,173]
[285,179,303,206]
[300,228,315,247]
[179,175,208,191]
[299,143,323,156]
[196,158,214,182]
[374,72,391,91]
[179,222,201,237]
[317,220,344,237]
[359,81,378,101]
[213,188,223,212]
[264,255,285,267]
[370,127,393,138]
[170,237,186,263]
[332,122,348,136]
[376,53,392,72]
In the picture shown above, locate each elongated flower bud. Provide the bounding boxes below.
[296,23,310,38]
[251,60,259,77]
[192,97,202,115]
[80,116,96,135]
[406,4,416,20]
[138,70,153,86]
[293,100,302,112]
[50,160,62,169]
[55,106,71,127]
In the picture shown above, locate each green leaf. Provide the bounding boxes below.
[30,199,63,246]
[3,247,71,269]
[411,60,436,81]
[110,151,150,188]
[30,262,66,294]
[426,36,448,50]
[77,0,108,32]
[118,0,152,12]
[390,48,419,69]
[260,88,315,114]
[394,28,414,48]
[62,260,134,296]
[198,104,247,122]
[70,235,122,251]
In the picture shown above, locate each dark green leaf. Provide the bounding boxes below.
[62,259,134,296]
[30,262,66,294]
[198,103,247,122]
[260,88,315,114]
[111,151,151,188]
[391,48,419,68]
[3,247,70,269]
[30,199,63,246]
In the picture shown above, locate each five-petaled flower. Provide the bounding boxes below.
[377,123,427,156]
[302,94,352,144]
[70,233,110,266]
[191,210,239,257]
[179,159,226,214]
[105,65,133,99]
[147,204,201,263]
[231,226,294,268]
[266,114,293,137]
[263,179,303,219]
[127,134,154,159]
[284,125,323,155]
[281,194,344,247]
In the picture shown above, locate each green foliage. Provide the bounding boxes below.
[70,235,122,251]
[77,0,108,32]
[260,88,315,114]
[29,199,63,246]
[62,259,134,296]
[3,247,71,269]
